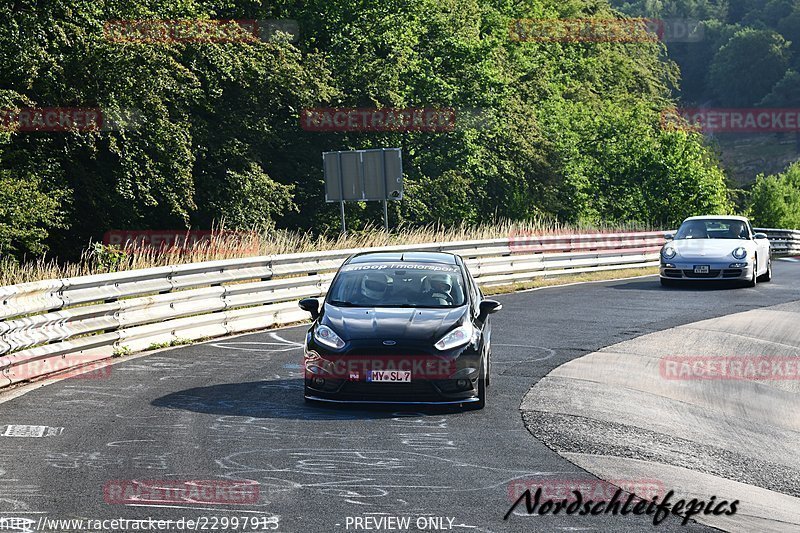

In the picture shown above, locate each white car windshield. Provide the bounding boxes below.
[674,219,750,240]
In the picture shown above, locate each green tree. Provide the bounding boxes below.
[0,169,68,255]
[0,0,334,258]
[749,162,800,229]
[759,70,800,106]
[708,28,792,106]
[0,0,736,258]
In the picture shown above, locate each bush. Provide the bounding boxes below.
[0,170,68,255]
[748,162,800,228]
[88,243,128,273]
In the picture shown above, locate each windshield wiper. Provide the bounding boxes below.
[327,300,358,307]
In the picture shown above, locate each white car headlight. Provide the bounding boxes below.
[434,322,475,351]
[314,325,345,349]
[662,245,677,259]
[732,247,747,260]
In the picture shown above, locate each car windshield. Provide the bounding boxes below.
[327,262,467,308]
[674,219,750,240]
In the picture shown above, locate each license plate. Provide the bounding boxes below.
[694,265,710,274]
[366,370,411,383]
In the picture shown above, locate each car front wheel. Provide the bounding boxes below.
[745,259,758,288]
[758,257,772,282]
[469,357,487,410]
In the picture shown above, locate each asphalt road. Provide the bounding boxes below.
[0,262,799,533]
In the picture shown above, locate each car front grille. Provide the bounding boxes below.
[663,269,683,278]
[722,269,743,278]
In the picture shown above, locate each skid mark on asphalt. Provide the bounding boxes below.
[493,345,555,365]
[210,332,304,353]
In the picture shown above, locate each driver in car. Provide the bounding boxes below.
[682,220,708,239]
[423,273,454,306]
[356,272,391,305]
[728,220,748,239]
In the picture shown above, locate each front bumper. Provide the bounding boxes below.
[660,260,753,281]
[303,337,483,404]
[305,395,480,405]
[304,376,481,403]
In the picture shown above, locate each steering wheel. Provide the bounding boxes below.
[431,292,453,304]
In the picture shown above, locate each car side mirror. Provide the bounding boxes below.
[664,233,674,241]
[754,233,768,240]
[479,300,502,319]
[298,298,320,319]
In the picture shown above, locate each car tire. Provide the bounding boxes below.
[468,358,487,410]
[660,278,677,287]
[746,259,758,288]
[485,350,491,387]
[758,257,772,282]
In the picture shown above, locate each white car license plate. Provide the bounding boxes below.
[694,265,710,274]
[367,370,411,383]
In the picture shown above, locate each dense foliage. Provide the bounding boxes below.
[611,0,800,107]
[749,161,800,228]
[1,0,733,259]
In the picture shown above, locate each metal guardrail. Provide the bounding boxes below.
[0,227,793,387]
[755,228,800,256]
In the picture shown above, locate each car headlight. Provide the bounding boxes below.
[314,325,345,349]
[732,247,747,260]
[434,322,475,351]
[662,245,677,259]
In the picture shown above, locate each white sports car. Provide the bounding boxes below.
[660,216,772,287]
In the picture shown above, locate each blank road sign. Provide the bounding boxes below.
[323,148,403,202]
[340,151,362,201]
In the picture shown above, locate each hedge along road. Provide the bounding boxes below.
[0,263,798,533]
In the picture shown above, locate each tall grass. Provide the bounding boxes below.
[0,218,656,286]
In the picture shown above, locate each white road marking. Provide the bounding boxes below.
[269,332,305,346]
[210,336,303,352]
[1,425,62,438]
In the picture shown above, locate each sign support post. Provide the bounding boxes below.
[336,151,346,234]
[381,149,389,231]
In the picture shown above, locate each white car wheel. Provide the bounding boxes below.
[758,256,772,282]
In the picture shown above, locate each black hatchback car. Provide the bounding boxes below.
[298,251,501,408]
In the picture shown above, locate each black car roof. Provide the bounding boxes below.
[347,251,459,265]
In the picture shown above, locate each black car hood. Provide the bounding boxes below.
[321,304,469,342]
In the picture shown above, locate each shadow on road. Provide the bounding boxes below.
[611,280,748,291]
[151,379,469,420]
